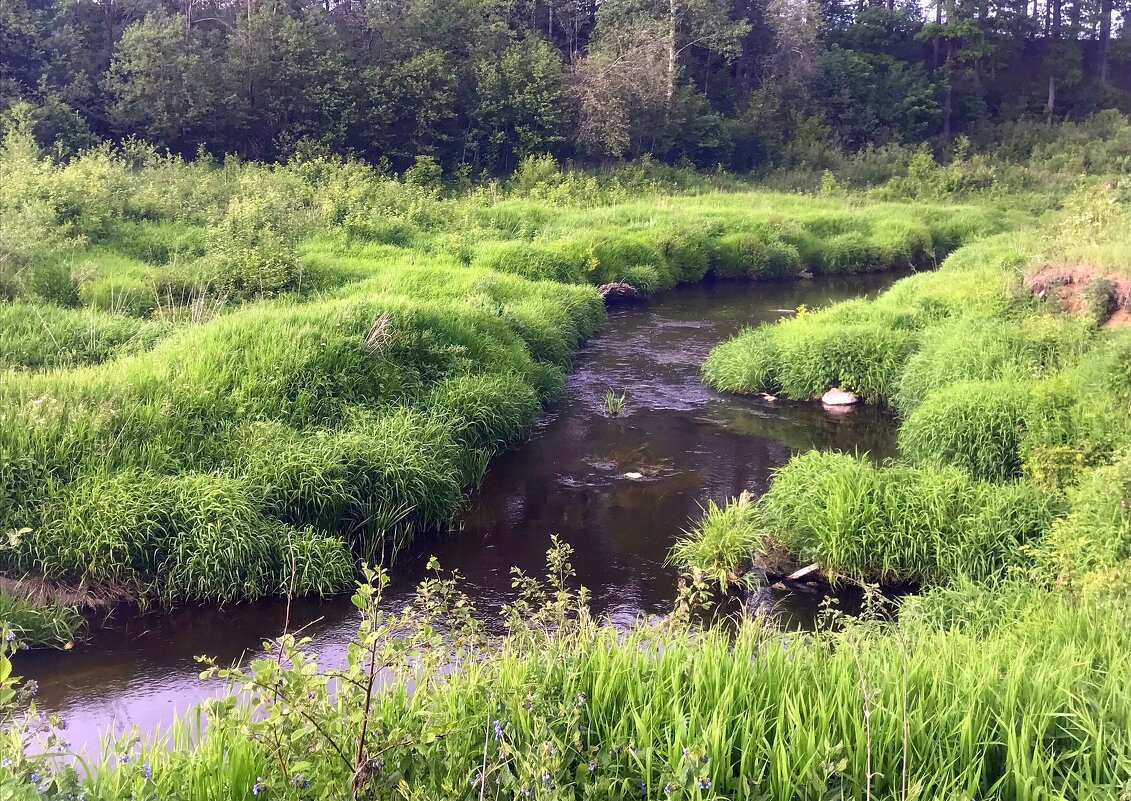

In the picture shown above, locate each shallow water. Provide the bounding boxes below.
[19,274,903,753]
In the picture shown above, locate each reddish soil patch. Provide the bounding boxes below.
[1024,264,1131,323]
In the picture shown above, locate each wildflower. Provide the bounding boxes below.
[470,771,483,787]
[682,747,690,760]
[1,757,10,768]
[640,780,647,791]
[520,788,532,798]
[30,771,39,784]
[577,692,586,707]
[143,762,151,779]
[493,719,504,740]
[542,772,551,783]
[5,632,15,642]
[665,783,673,794]
[26,680,38,696]
[291,772,310,788]
[698,778,712,790]
[588,760,596,773]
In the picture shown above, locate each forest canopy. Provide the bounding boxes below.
[1,0,1130,171]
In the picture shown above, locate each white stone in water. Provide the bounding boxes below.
[623,471,644,480]
[821,388,858,406]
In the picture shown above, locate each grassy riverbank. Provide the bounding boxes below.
[692,182,1131,594]
[3,119,1131,797]
[0,126,1003,635]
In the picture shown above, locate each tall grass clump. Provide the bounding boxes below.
[702,314,916,402]
[668,499,764,587]
[753,451,1058,583]
[897,379,1032,482]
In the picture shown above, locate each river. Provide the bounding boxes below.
[19,272,903,754]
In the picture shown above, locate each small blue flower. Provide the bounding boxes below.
[541,772,551,783]
[588,760,596,773]
[252,777,263,796]
[1,757,10,768]
[665,782,673,794]
[143,761,151,779]
[698,778,712,790]
[6,631,16,642]
[493,719,504,740]
[29,771,39,784]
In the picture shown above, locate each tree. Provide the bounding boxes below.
[473,37,567,172]
[104,12,235,154]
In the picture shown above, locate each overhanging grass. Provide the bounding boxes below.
[0,592,83,649]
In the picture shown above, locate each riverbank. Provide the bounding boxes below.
[0,126,1005,646]
[689,182,1131,595]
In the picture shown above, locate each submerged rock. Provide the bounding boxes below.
[821,388,858,406]
[599,282,642,303]
[623,471,644,480]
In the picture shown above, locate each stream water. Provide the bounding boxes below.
[19,273,903,754]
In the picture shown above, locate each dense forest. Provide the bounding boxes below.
[2,0,1130,170]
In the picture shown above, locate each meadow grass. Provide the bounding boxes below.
[0,141,1004,614]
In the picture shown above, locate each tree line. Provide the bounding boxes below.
[1,0,1129,172]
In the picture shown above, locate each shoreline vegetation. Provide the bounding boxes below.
[0,119,1003,640]
[1,112,1131,798]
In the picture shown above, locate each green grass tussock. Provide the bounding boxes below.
[0,303,173,370]
[759,451,1057,584]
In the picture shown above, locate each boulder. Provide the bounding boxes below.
[821,388,858,406]
[599,282,642,303]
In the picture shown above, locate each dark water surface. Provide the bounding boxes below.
[20,274,902,754]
